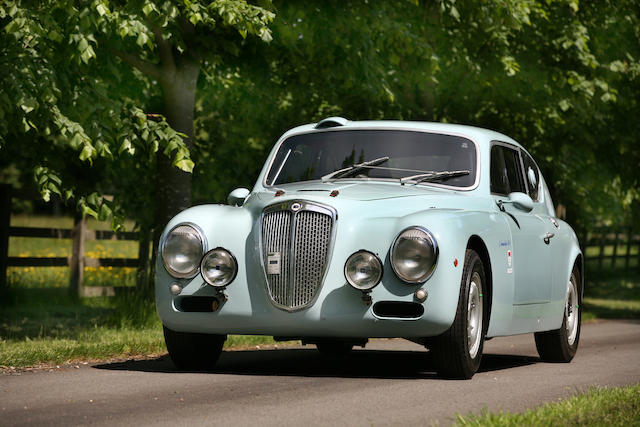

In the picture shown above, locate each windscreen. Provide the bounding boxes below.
[265,129,477,188]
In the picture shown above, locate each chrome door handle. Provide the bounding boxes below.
[543,232,555,244]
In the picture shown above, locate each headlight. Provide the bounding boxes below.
[161,224,206,278]
[344,250,383,291]
[201,248,238,287]
[391,227,438,283]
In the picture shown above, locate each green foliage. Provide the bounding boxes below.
[0,288,276,368]
[2,0,639,231]
[0,0,274,230]
[194,0,640,229]
[455,384,640,426]
[582,268,640,320]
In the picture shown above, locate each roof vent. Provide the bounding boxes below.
[314,116,349,129]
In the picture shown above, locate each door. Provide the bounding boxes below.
[490,143,552,305]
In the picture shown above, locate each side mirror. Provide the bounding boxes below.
[505,192,534,212]
[227,188,250,207]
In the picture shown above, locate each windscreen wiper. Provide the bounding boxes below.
[321,156,390,181]
[399,170,470,185]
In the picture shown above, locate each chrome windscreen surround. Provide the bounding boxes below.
[259,200,337,311]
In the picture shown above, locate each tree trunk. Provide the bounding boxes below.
[156,59,200,231]
[148,59,200,289]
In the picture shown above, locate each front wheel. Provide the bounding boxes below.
[534,266,581,362]
[163,326,226,371]
[427,249,486,379]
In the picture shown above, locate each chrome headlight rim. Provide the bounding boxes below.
[344,249,384,291]
[200,247,238,288]
[391,226,439,284]
[160,222,207,279]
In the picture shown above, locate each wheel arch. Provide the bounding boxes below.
[574,252,584,300]
[467,235,492,333]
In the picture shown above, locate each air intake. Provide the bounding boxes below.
[314,117,349,129]
[260,200,336,311]
[373,301,425,319]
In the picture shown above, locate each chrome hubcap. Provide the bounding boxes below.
[566,274,578,346]
[467,272,483,358]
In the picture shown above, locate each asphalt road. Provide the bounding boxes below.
[2,320,640,426]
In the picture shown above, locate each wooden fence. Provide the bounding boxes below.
[0,184,149,296]
[0,184,638,295]
[578,227,640,271]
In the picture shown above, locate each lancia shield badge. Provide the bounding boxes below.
[267,252,281,274]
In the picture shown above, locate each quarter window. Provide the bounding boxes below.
[521,151,540,201]
[490,145,526,195]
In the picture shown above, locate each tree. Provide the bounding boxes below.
[194,0,640,229]
[1,0,273,223]
[1,1,274,287]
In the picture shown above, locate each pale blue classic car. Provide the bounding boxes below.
[156,118,582,378]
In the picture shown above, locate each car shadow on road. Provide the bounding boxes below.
[94,349,538,380]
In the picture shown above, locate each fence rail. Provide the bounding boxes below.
[1,184,638,295]
[578,227,640,270]
[0,184,149,296]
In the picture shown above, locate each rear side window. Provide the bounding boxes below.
[521,151,540,201]
[490,145,525,195]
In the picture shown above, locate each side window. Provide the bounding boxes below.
[521,151,540,201]
[490,145,526,195]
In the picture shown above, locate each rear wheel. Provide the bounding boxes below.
[163,326,226,370]
[534,266,581,362]
[427,249,486,379]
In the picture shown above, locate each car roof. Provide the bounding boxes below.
[282,119,524,151]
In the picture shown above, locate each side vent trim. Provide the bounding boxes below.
[314,117,349,129]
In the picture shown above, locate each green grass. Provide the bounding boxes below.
[0,288,274,368]
[8,214,139,289]
[582,268,640,320]
[2,214,638,368]
[454,384,640,426]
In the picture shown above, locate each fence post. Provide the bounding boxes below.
[137,226,151,290]
[598,228,606,269]
[69,214,86,298]
[0,184,11,290]
[611,230,619,269]
[625,227,633,271]
[637,232,640,271]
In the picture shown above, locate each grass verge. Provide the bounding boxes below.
[582,268,640,320]
[1,246,638,369]
[0,288,275,368]
[454,384,640,426]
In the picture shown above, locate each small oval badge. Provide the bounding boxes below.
[291,202,302,212]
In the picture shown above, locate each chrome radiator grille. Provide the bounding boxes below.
[261,201,335,311]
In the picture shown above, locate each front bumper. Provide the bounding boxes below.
[156,249,463,339]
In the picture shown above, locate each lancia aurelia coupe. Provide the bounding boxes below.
[156,118,582,379]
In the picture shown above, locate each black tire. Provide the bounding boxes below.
[534,265,581,362]
[163,326,226,371]
[316,341,354,357]
[427,249,487,379]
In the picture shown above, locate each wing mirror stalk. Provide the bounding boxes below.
[496,192,534,213]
